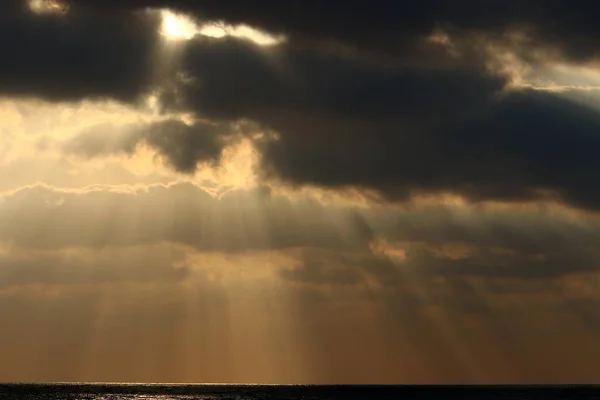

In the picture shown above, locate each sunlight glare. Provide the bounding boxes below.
[524,64,600,111]
[526,64,600,91]
[29,0,69,14]
[160,10,199,41]
[199,23,285,46]
[159,10,284,46]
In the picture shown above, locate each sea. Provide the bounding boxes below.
[1,384,599,400]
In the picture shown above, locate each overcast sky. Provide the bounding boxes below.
[2,0,600,384]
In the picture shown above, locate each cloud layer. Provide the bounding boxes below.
[4,0,600,210]
[1,182,598,280]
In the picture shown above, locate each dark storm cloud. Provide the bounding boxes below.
[4,0,600,212]
[143,120,231,172]
[158,35,506,198]
[0,0,160,101]
[261,89,600,209]
[170,37,505,122]
[69,0,600,63]
[158,34,600,210]
[64,119,234,172]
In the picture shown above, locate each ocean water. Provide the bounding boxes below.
[1,384,599,400]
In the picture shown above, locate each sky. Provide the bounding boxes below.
[2,0,600,384]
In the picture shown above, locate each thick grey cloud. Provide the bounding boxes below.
[3,1,600,216]
[0,0,160,101]
[171,37,504,122]
[261,89,600,209]
[63,119,235,172]
[66,0,600,63]
[155,35,600,210]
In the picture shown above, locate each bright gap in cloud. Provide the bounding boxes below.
[526,64,600,91]
[28,0,69,14]
[523,64,600,111]
[198,23,285,46]
[160,10,198,41]
[160,10,284,46]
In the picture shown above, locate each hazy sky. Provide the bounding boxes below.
[2,0,600,384]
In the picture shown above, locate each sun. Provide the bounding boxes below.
[160,10,199,41]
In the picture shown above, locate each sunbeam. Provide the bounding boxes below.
[5,0,600,389]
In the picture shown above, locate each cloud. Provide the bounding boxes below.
[0,156,174,192]
[169,36,504,120]
[281,237,600,288]
[2,181,600,280]
[63,119,237,172]
[256,88,600,210]
[148,34,600,211]
[0,244,190,289]
[4,0,600,213]
[0,182,372,252]
[0,1,161,101]
[280,248,395,287]
[402,244,600,279]
[54,0,600,64]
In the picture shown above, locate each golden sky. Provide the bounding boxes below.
[2,0,600,384]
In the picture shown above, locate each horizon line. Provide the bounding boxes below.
[1,382,598,387]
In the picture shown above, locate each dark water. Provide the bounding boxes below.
[1,384,600,400]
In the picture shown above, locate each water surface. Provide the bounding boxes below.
[1,383,599,399]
